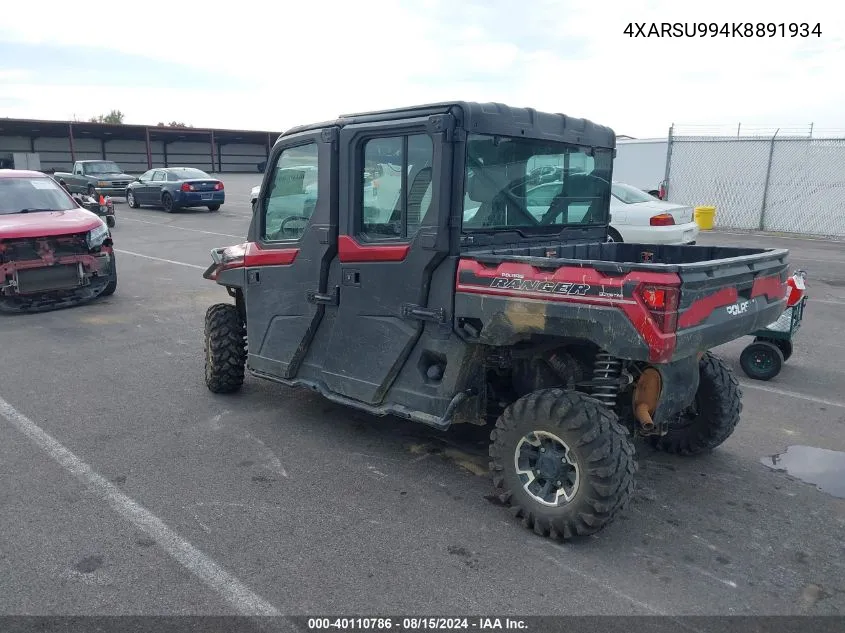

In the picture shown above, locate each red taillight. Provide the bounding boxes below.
[786,271,807,307]
[214,182,224,191]
[650,213,675,226]
[637,284,680,333]
[181,183,194,192]
[641,287,667,309]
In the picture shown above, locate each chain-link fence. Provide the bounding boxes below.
[664,127,845,237]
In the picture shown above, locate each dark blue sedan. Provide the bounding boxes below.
[125,167,225,213]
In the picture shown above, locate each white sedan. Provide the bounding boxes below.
[520,180,699,245]
[606,182,699,245]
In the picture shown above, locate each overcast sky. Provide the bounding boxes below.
[1,0,843,138]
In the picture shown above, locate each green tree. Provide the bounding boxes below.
[90,109,125,124]
[158,121,193,128]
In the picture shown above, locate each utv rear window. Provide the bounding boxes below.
[261,143,319,242]
[462,134,613,232]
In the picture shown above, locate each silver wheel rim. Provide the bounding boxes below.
[128,192,134,206]
[514,430,580,506]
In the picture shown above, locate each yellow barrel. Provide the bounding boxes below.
[694,206,716,230]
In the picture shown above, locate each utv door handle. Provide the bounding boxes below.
[306,287,339,305]
[401,303,446,323]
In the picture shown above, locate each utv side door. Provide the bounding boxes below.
[319,117,451,404]
[244,128,338,380]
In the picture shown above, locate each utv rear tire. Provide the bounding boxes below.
[650,352,742,455]
[204,303,246,394]
[489,389,636,540]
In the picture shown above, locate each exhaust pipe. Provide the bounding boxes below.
[633,368,662,433]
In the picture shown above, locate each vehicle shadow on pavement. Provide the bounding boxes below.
[229,378,845,614]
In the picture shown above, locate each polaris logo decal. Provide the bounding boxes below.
[489,277,590,295]
[726,300,750,316]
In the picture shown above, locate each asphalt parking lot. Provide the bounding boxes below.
[1,172,844,617]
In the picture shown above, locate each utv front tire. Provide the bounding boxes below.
[650,352,742,455]
[489,389,636,540]
[204,303,246,394]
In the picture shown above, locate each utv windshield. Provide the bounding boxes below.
[462,133,612,232]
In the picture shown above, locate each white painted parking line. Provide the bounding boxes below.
[118,217,243,239]
[739,381,845,409]
[789,257,845,265]
[541,550,667,616]
[115,249,205,270]
[713,230,845,244]
[0,395,281,617]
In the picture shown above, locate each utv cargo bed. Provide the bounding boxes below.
[456,242,790,363]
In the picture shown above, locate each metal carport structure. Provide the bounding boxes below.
[0,118,281,174]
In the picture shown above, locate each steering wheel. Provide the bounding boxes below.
[277,214,310,236]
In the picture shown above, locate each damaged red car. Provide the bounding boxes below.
[0,170,117,313]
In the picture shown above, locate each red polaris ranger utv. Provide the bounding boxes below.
[202,102,789,540]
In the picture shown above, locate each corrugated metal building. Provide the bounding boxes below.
[0,118,281,174]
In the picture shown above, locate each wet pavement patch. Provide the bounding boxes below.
[74,555,103,574]
[761,445,845,498]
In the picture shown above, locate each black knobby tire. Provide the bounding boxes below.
[162,193,175,213]
[651,352,743,455]
[127,190,140,208]
[204,303,246,394]
[489,389,636,540]
[740,341,783,381]
[106,216,115,228]
[100,253,118,297]
[207,204,221,212]
[87,184,97,197]
[754,336,792,362]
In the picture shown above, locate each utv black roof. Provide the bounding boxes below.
[279,101,616,149]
